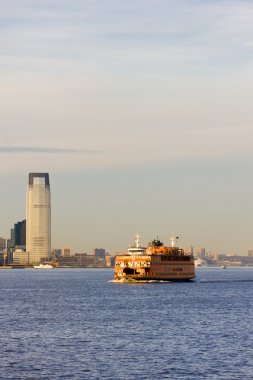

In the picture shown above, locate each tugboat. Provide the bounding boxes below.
[114,235,195,281]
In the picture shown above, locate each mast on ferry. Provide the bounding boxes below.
[170,234,179,248]
[135,233,141,248]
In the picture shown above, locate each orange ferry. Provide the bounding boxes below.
[114,235,195,281]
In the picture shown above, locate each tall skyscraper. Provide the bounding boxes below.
[26,173,51,263]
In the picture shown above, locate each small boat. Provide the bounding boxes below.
[194,258,207,267]
[34,263,54,269]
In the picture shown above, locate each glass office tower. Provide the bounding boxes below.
[26,173,51,263]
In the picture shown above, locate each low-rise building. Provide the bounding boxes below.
[57,253,96,267]
[12,248,29,265]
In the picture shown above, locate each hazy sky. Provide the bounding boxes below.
[1,0,253,254]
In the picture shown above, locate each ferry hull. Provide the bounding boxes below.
[115,275,195,282]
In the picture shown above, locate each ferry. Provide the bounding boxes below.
[114,235,195,281]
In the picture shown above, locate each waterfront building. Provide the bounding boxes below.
[248,250,253,257]
[0,237,6,265]
[14,220,26,246]
[0,250,7,266]
[7,220,26,247]
[7,228,15,252]
[52,248,62,260]
[94,248,106,259]
[212,252,220,261]
[7,220,26,264]
[0,237,6,251]
[12,248,29,265]
[57,253,96,267]
[94,248,106,266]
[26,173,51,263]
[63,247,71,257]
[195,247,206,259]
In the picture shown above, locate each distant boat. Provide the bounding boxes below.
[34,263,54,269]
[221,265,227,269]
[194,258,207,267]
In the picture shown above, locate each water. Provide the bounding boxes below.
[0,268,252,380]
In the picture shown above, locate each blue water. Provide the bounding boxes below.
[0,268,252,380]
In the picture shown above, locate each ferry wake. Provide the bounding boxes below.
[114,235,195,281]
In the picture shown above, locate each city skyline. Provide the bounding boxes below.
[1,1,253,254]
[0,169,251,257]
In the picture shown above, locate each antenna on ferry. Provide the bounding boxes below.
[135,233,140,248]
[170,234,176,248]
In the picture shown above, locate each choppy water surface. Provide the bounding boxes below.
[0,268,252,379]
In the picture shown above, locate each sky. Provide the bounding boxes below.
[1,0,253,255]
